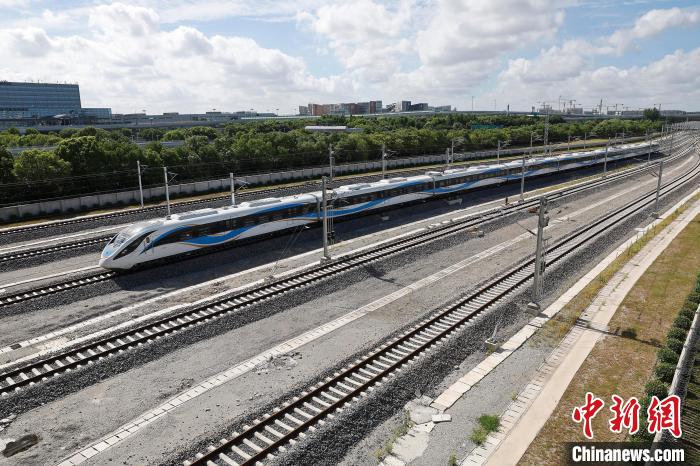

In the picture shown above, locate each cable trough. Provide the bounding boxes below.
[0,144,690,310]
[0,151,696,402]
[183,152,700,466]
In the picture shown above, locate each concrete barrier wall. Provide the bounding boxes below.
[0,137,646,222]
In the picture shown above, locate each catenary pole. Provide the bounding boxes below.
[137,160,144,208]
[321,176,330,261]
[163,166,171,217]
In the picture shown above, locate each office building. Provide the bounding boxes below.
[0,81,82,118]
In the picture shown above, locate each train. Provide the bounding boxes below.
[99,141,658,270]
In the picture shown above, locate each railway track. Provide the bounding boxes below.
[1,150,697,402]
[0,235,111,263]
[0,145,690,310]
[182,147,700,466]
[0,137,660,239]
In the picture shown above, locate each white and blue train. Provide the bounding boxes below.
[99,141,657,269]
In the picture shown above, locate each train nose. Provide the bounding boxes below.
[98,256,112,269]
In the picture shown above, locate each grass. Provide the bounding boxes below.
[375,410,415,461]
[470,414,501,446]
[528,195,697,349]
[447,453,458,466]
[520,209,700,465]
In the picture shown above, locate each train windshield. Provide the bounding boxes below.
[110,221,159,248]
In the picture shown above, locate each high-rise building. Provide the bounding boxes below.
[395,101,411,112]
[298,105,310,116]
[0,81,82,118]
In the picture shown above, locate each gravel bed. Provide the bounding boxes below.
[0,243,106,273]
[0,155,661,320]
[0,205,534,420]
[160,173,697,466]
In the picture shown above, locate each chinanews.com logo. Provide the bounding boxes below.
[566,392,686,464]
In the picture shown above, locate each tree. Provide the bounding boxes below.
[54,136,105,174]
[0,145,14,182]
[13,150,71,181]
[643,108,660,121]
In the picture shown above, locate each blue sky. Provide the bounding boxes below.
[1,0,698,113]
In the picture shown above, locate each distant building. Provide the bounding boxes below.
[434,105,451,112]
[0,81,82,119]
[81,108,112,119]
[395,100,411,112]
[409,102,429,111]
[298,105,310,116]
[305,100,383,116]
[304,125,364,133]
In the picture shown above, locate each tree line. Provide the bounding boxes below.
[0,114,664,205]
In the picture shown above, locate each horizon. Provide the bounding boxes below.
[1,1,699,114]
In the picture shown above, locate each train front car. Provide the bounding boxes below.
[99,220,161,270]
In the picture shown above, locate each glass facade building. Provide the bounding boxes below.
[0,81,82,119]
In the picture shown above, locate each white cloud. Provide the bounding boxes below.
[608,7,700,53]
[416,0,566,66]
[299,0,414,82]
[0,2,348,113]
[488,47,700,110]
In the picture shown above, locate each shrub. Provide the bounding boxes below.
[673,316,692,330]
[478,414,501,433]
[667,327,687,342]
[470,426,488,445]
[448,453,458,466]
[687,291,700,304]
[666,338,685,355]
[679,306,696,320]
[654,363,676,383]
[657,347,680,365]
[645,379,669,399]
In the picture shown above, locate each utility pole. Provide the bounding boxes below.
[451,138,455,163]
[528,197,549,312]
[445,148,451,169]
[328,144,335,182]
[603,139,609,178]
[230,172,236,206]
[646,130,651,165]
[137,160,144,208]
[583,132,588,149]
[669,125,675,157]
[653,160,664,218]
[567,135,571,152]
[497,140,501,163]
[321,176,331,262]
[543,110,550,155]
[519,155,527,202]
[381,143,387,179]
[163,166,171,217]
